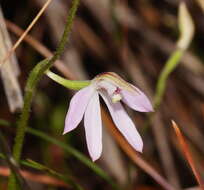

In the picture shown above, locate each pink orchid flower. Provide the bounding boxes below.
[63,72,153,161]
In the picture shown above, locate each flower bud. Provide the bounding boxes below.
[177,2,195,50]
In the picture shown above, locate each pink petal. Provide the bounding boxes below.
[121,85,153,112]
[100,91,143,152]
[84,92,102,161]
[63,86,95,134]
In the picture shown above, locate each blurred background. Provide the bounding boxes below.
[0,0,204,189]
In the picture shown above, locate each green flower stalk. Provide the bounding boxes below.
[154,2,194,109]
[46,70,90,90]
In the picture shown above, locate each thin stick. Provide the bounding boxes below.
[0,0,53,67]
[6,20,75,80]
[172,121,204,190]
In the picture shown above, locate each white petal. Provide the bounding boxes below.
[63,86,95,134]
[121,85,153,112]
[100,91,143,152]
[84,92,102,161]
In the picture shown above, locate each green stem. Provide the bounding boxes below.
[12,59,49,163]
[46,70,90,90]
[8,0,80,189]
[153,49,183,109]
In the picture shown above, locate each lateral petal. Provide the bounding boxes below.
[63,86,95,134]
[84,92,102,161]
[100,91,143,152]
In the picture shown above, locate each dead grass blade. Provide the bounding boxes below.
[171,120,204,190]
[0,0,53,67]
[0,166,68,188]
[0,7,23,112]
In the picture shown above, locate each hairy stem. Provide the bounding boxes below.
[8,0,80,189]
